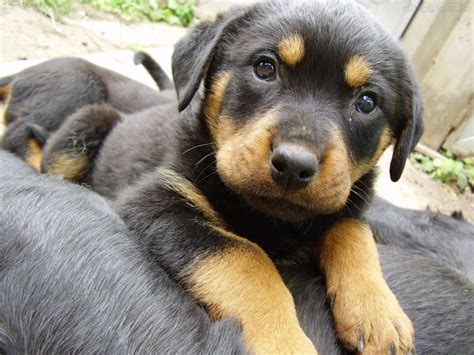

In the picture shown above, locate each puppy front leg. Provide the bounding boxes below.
[118,171,316,355]
[318,218,414,354]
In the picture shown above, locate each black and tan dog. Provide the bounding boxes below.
[37,1,424,353]
[0,53,173,170]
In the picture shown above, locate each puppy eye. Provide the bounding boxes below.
[354,92,377,114]
[253,58,276,81]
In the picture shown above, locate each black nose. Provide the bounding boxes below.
[270,144,318,190]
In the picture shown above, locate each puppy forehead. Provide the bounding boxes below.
[231,1,392,64]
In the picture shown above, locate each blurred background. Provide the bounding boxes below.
[0,0,472,219]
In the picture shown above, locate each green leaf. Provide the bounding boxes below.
[457,173,468,190]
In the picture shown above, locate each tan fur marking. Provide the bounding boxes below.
[278,34,305,66]
[204,71,232,141]
[318,218,414,352]
[188,242,316,354]
[159,168,225,228]
[25,139,43,172]
[0,86,10,97]
[0,86,11,125]
[344,55,372,87]
[46,154,88,182]
[350,127,393,182]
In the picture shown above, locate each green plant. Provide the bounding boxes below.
[84,0,196,26]
[21,0,196,26]
[23,0,74,17]
[412,151,474,192]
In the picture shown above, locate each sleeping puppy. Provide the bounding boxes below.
[0,55,174,168]
[36,1,424,353]
[2,152,473,354]
[33,53,176,184]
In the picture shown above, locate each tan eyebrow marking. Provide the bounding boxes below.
[344,55,372,87]
[277,34,305,66]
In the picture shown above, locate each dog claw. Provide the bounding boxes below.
[357,335,365,353]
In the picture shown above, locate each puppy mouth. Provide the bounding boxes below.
[242,192,335,222]
[246,196,313,221]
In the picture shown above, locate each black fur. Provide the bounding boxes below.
[0,151,245,354]
[1,151,473,353]
[0,57,172,158]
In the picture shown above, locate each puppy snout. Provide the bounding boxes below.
[270,144,318,190]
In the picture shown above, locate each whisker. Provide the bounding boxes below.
[350,187,370,205]
[195,160,216,183]
[194,152,215,167]
[352,184,370,200]
[182,142,214,155]
[197,170,218,184]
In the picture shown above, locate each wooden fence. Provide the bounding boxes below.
[402,0,473,155]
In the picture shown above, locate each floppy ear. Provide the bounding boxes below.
[172,10,246,112]
[389,65,424,182]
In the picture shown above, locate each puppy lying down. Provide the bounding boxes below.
[0,152,473,354]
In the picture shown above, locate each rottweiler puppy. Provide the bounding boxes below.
[33,53,175,184]
[36,1,424,353]
[0,55,173,169]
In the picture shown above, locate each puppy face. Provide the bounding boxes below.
[173,1,423,221]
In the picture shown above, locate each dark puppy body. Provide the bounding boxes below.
[37,1,428,353]
[0,56,174,163]
[0,151,245,354]
[369,197,474,283]
[1,151,473,354]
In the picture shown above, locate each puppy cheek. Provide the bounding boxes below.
[303,145,352,213]
[216,112,278,194]
[349,127,393,182]
[216,126,274,193]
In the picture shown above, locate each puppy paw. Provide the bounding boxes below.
[329,279,414,354]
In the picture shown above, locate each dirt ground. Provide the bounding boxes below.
[1,3,473,222]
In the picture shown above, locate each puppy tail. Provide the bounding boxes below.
[134,51,174,91]
[0,74,14,101]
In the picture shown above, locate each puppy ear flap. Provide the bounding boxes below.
[390,67,424,182]
[172,11,245,112]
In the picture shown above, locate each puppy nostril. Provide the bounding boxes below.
[299,170,314,180]
[272,158,286,174]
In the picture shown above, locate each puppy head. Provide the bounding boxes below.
[173,1,423,221]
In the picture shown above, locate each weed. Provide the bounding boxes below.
[22,0,74,17]
[21,0,197,26]
[412,150,474,192]
[84,0,197,26]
